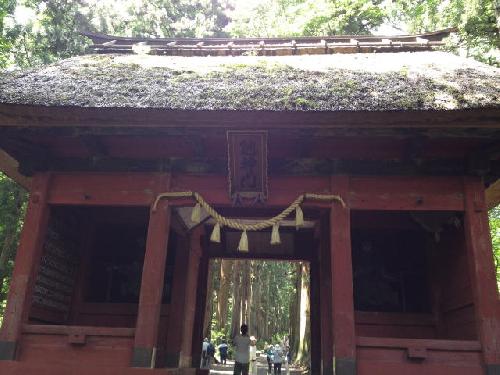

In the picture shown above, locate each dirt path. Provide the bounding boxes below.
[209,356,304,375]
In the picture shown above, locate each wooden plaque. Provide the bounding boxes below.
[227,130,268,203]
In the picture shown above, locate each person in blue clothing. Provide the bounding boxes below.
[265,345,273,374]
[218,340,229,365]
[207,341,216,366]
[272,345,283,375]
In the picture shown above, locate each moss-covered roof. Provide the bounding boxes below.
[0,52,499,111]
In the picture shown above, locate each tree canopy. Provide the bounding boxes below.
[1,0,498,68]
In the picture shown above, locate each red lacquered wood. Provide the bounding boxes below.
[22,324,135,337]
[319,216,334,374]
[133,174,172,364]
[355,312,437,339]
[356,336,481,351]
[349,176,464,211]
[19,333,134,367]
[163,235,190,365]
[357,359,483,375]
[179,227,203,367]
[0,360,204,374]
[48,172,159,206]
[0,173,51,346]
[171,174,331,207]
[330,175,356,364]
[463,177,500,365]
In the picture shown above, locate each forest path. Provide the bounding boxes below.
[209,356,305,374]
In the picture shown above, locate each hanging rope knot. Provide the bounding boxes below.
[153,191,346,251]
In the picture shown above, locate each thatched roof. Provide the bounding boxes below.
[0,51,499,111]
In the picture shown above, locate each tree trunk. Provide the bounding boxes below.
[217,259,232,333]
[203,259,215,339]
[290,262,301,360]
[295,262,311,366]
[250,261,261,339]
[230,260,242,338]
[240,261,251,326]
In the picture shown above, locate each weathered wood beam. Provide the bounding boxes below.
[29,156,500,179]
[44,172,466,212]
[79,135,108,158]
[1,104,499,129]
[3,124,500,139]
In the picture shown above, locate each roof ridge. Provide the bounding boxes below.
[81,29,456,56]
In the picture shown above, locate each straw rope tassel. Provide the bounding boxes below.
[295,205,304,228]
[271,222,281,245]
[238,230,249,252]
[191,202,201,223]
[210,222,221,243]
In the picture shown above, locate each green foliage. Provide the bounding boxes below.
[388,0,499,66]
[81,0,231,38]
[227,0,386,37]
[1,0,89,67]
[488,207,500,288]
[0,0,232,68]
[0,173,27,321]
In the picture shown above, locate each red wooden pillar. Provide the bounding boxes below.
[310,242,322,374]
[330,175,356,375]
[191,242,210,368]
[163,234,189,367]
[179,227,203,367]
[319,215,334,375]
[463,177,500,374]
[0,173,51,360]
[132,174,172,368]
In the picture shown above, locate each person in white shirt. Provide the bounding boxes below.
[201,337,209,368]
[232,324,251,375]
[249,336,257,375]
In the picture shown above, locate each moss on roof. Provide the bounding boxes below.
[0,52,499,111]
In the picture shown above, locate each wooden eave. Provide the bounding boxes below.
[0,103,499,129]
[1,103,499,199]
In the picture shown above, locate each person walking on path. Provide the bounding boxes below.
[218,340,229,365]
[201,337,209,368]
[249,336,257,375]
[273,345,283,375]
[265,345,273,374]
[207,340,216,367]
[232,324,251,375]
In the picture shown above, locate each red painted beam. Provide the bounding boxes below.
[349,176,464,211]
[46,172,465,213]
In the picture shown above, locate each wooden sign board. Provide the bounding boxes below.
[227,130,268,204]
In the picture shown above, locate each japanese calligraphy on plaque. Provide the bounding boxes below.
[227,130,268,204]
